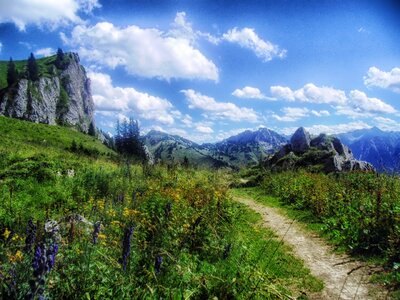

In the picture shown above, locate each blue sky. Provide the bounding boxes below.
[1,0,400,142]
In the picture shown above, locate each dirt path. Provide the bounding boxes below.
[234,196,388,300]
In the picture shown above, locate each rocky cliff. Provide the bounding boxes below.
[0,53,95,133]
[267,127,375,172]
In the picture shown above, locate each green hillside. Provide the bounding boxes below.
[0,55,58,89]
[0,116,324,299]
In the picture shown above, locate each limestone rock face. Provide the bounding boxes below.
[290,127,311,153]
[267,127,375,172]
[0,53,94,133]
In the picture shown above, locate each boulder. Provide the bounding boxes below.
[290,127,311,153]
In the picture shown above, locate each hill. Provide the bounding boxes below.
[143,127,287,168]
[0,52,95,133]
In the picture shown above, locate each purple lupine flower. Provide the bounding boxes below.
[120,226,134,271]
[32,243,47,278]
[223,244,232,259]
[24,219,37,253]
[46,243,58,272]
[92,221,101,245]
[155,255,163,274]
[165,202,172,218]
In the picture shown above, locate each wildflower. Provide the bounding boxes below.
[123,208,139,218]
[223,244,232,260]
[155,255,163,274]
[120,226,134,271]
[3,228,11,240]
[9,250,23,263]
[92,221,101,245]
[98,234,106,240]
[24,219,37,253]
[28,241,59,299]
[107,209,116,217]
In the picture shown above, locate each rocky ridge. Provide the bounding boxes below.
[267,127,375,172]
[0,53,95,133]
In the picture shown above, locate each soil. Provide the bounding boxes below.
[234,196,390,300]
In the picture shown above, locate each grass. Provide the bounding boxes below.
[0,116,323,299]
[0,55,58,89]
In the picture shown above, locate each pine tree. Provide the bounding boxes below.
[27,53,39,81]
[88,121,96,136]
[55,48,64,69]
[114,117,147,161]
[7,57,18,86]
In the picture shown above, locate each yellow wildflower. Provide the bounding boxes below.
[107,209,116,217]
[111,220,121,227]
[98,233,107,240]
[9,250,23,263]
[2,228,11,239]
[123,207,139,218]
[97,200,105,211]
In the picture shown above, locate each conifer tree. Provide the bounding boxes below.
[7,57,18,86]
[27,53,39,81]
[55,48,64,69]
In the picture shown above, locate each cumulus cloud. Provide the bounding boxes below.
[222,27,286,62]
[89,71,176,125]
[0,0,100,30]
[62,17,219,81]
[364,66,400,93]
[336,90,396,118]
[196,125,214,133]
[35,47,55,57]
[311,110,330,117]
[232,86,271,100]
[280,121,371,136]
[181,89,259,123]
[270,83,347,105]
[373,117,400,131]
[272,107,309,122]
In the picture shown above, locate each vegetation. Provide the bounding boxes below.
[0,116,322,299]
[27,53,39,82]
[235,169,400,289]
[6,58,18,87]
[115,118,148,161]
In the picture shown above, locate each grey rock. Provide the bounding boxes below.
[269,127,375,172]
[0,52,94,133]
[290,127,311,153]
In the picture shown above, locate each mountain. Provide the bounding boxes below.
[338,127,400,171]
[143,130,230,169]
[204,128,288,167]
[0,52,95,133]
[143,127,287,168]
[266,127,374,173]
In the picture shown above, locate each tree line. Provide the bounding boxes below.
[7,48,66,87]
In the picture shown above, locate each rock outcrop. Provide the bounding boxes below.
[0,53,95,133]
[267,128,375,172]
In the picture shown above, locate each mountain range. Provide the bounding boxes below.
[143,127,400,171]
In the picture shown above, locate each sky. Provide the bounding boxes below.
[0,0,400,143]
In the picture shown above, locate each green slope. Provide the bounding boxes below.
[0,116,117,170]
[0,54,57,89]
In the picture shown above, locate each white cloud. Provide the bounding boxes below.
[35,47,55,57]
[0,41,2,53]
[271,83,347,105]
[364,66,400,93]
[89,71,176,125]
[272,107,309,122]
[311,110,330,117]
[336,90,396,118]
[222,27,286,62]
[232,86,271,100]
[181,89,259,123]
[373,117,400,131]
[280,121,371,136]
[196,125,214,133]
[0,0,100,31]
[62,18,219,81]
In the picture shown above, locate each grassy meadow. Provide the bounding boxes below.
[0,116,322,299]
